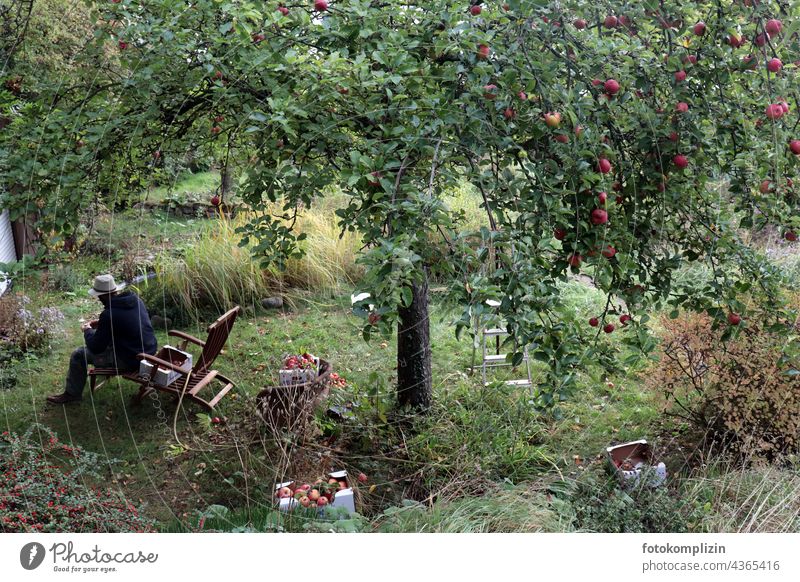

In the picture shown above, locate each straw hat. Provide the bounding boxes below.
[88,274,125,297]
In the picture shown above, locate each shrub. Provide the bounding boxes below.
[44,264,83,292]
[0,425,155,532]
[0,293,65,353]
[552,468,698,533]
[650,312,800,456]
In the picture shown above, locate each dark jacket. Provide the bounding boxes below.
[84,291,157,368]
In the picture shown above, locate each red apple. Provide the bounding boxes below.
[213,70,223,80]
[482,84,498,100]
[727,312,741,326]
[597,158,612,174]
[544,111,561,128]
[784,231,797,242]
[277,5,289,16]
[766,103,784,120]
[589,317,599,327]
[619,314,632,325]
[728,34,743,48]
[211,125,222,135]
[553,227,566,240]
[604,79,620,95]
[504,107,516,120]
[567,253,582,267]
[765,19,782,36]
[298,483,311,491]
[308,489,321,501]
[367,171,382,187]
[314,0,328,11]
[674,70,687,83]
[211,416,221,424]
[574,125,583,137]
[591,208,608,225]
[118,40,128,50]
[684,54,698,65]
[477,43,491,59]
[277,487,293,499]
[574,18,587,30]
[299,496,311,508]
[358,473,368,483]
[603,323,615,334]
[517,91,527,100]
[789,140,800,155]
[210,195,221,207]
[767,58,782,73]
[673,154,688,169]
[368,312,380,325]
[602,245,616,259]
[693,21,706,36]
[759,180,771,193]
[598,191,608,204]
[604,15,618,28]
[316,496,328,507]
[554,134,569,143]
[675,102,689,113]
[470,5,481,16]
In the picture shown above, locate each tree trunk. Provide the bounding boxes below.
[397,277,432,409]
[221,164,234,199]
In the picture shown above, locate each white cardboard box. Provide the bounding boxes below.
[139,345,193,387]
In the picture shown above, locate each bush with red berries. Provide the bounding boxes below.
[0,425,155,532]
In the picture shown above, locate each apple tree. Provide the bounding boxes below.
[2,0,799,410]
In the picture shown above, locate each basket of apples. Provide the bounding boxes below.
[255,356,333,435]
[279,353,320,386]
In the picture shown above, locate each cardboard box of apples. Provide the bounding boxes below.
[279,352,320,386]
[274,470,366,514]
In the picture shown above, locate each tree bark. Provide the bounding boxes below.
[396,276,432,409]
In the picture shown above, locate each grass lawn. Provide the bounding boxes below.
[3,179,799,533]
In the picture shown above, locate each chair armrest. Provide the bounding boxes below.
[167,330,206,348]
[138,353,191,375]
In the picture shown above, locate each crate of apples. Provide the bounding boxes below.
[274,470,358,513]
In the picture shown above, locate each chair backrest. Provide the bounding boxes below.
[194,306,241,375]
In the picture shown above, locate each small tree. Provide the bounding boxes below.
[2,0,799,409]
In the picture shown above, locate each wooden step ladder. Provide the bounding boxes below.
[481,327,532,390]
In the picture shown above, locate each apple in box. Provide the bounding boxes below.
[274,481,298,512]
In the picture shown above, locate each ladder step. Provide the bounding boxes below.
[484,379,532,387]
[504,379,532,387]
[483,354,529,365]
[483,327,508,336]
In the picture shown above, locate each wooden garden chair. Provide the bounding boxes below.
[89,306,241,410]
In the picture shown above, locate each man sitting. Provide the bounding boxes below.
[47,274,157,404]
